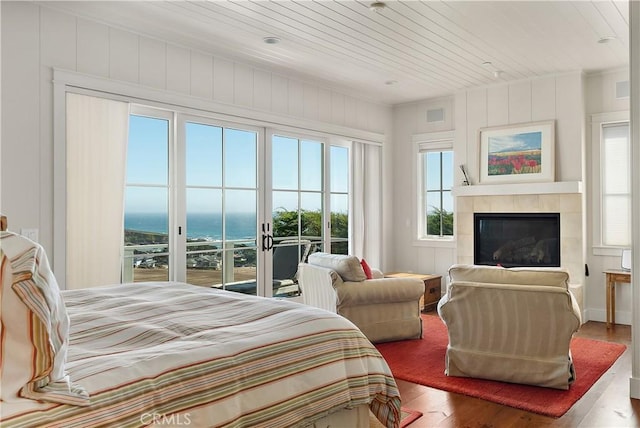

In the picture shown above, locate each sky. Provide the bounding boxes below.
[126,114,349,215]
[488,131,543,154]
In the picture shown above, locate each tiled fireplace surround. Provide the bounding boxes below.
[455,190,585,313]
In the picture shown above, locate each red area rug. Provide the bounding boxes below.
[376,314,626,418]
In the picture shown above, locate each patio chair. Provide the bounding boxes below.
[222,240,311,297]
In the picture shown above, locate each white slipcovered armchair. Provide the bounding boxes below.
[297,253,425,343]
[438,264,582,390]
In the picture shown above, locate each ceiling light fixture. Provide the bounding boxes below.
[598,35,616,44]
[369,1,386,12]
[263,36,280,45]
[482,61,504,80]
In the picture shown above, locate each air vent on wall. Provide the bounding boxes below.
[616,80,630,99]
[427,108,445,123]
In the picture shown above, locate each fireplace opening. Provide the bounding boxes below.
[474,213,560,268]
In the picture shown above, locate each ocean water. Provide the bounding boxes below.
[125,212,257,240]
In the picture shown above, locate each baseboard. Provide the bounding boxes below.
[630,377,640,399]
[583,308,632,326]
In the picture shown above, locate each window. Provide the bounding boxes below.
[592,112,630,252]
[601,122,630,247]
[416,134,454,240]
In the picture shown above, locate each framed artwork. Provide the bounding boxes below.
[479,120,555,184]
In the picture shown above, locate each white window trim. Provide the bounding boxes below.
[412,131,455,247]
[591,111,630,256]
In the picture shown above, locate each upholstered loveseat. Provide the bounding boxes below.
[438,264,582,390]
[297,253,425,343]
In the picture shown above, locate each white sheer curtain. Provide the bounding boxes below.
[66,93,129,289]
[351,141,382,268]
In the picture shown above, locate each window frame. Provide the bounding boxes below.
[413,131,455,246]
[591,111,630,255]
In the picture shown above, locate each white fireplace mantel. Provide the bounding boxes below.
[452,181,583,197]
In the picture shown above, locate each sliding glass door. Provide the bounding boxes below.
[270,134,325,297]
[123,110,262,292]
[121,105,350,298]
[268,133,351,296]
[180,119,260,295]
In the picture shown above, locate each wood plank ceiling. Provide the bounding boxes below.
[48,0,629,105]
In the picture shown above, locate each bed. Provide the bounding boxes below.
[0,230,401,427]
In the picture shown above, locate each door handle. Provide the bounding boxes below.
[262,234,274,251]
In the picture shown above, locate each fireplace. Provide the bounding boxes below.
[474,213,560,268]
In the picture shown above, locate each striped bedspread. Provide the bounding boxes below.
[2,282,401,427]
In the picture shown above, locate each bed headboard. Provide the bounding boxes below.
[1,214,7,231]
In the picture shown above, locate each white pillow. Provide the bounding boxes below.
[0,232,89,405]
[307,252,367,282]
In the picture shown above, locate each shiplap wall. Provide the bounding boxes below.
[391,73,586,288]
[584,68,631,324]
[0,2,392,264]
[455,73,585,186]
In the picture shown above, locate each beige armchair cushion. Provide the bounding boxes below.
[448,264,570,288]
[307,252,367,282]
[335,278,424,306]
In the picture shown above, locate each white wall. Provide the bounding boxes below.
[584,68,631,324]
[0,2,394,268]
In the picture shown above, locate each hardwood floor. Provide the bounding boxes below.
[397,320,640,427]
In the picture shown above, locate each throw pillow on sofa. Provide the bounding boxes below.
[360,259,373,279]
